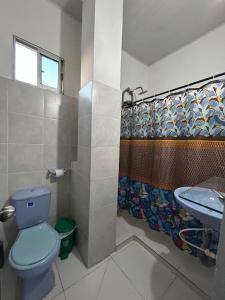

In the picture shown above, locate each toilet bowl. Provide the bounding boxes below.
[9,187,60,300]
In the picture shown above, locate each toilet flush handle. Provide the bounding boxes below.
[0,206,16,222]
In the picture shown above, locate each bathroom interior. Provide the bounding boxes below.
[1,0,225,299]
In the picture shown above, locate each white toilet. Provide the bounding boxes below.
[9,187,60,300]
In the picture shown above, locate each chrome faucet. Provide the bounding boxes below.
[0,206,15,222]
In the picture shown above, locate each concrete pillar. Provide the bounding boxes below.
[71,0,123,267]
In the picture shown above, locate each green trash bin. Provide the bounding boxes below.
[55,218,76,260]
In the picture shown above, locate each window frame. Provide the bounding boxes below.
[13,36,64,94]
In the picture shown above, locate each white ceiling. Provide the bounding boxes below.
[50,0,225,66]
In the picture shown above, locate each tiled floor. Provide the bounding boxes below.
[1,210,215,300]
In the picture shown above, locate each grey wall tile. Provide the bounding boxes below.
[92,81,121,119]
[0,75,78,246]
[0,173,8,206]
[92,116,121,147]
[79,81,93,117]
[78,115,91,147]
[42,171,70,202]
[44,91,73,120]
[88,204,116,266]
[70,98,79,123]
[8,172,42,196]
[71,170,90,236]
[76,230,89,267]
[0,77,8,111]
[8,144,43,172]
[57,194,70,218]
[90,176,118,211]
[77,145,91,176]
[88,229,116,267]
[0,144,7,172]
[48,212,57,226]
[43,145,69,170]
[8,80,44,116]
[49,195,58,218]
[91,147,120,180]
[8,113,43,144]
[44,118,69,146]
[0,110,7,142]
[70,119,78,147]
[69,146,77,162]
[90,203,117,240]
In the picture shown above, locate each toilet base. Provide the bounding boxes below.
[22,267,54,300]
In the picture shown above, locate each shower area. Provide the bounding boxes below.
[118,74,225,260]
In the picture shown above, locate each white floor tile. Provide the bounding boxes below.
[98,259,143,300]
[116,211,150,245]
[161,278,204,300]
[43,264,63,300]
[56,248,88,289]
[56,247,109,290]
[116,216,133,244]
[178,253,215,296]
[138,229,183,269]
[65,262,107,300]
[118,211,214,296]
[52,292,66,300]
[1,261,19,300]
[113,241,175,300]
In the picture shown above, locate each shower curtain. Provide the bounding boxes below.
[118,80,225,256]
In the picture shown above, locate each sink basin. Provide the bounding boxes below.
[174,187,223,232]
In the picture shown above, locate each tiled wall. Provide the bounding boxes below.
[71,80,121,267]
[0,76,78,248]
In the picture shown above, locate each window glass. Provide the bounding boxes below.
[15,41,38,86]
[41,55,59,89]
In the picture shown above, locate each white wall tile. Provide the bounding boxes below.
[92,81,121,118]
[0,173,8,206]
[44,118,69,146]
[79,82,93,118]
[77,145,91,176]
[91,146,120,180]
[8,113,43,144]
[92,116,121,147]
[78,115,91,147]
[0,143,7,172]
[8,172,42,196]
[90,176,118,211]
[8,80,44,116]
[0,77,8,111]
[0,110,7,142]
[8,144,43,172]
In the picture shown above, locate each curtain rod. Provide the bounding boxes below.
[124,71,225,107]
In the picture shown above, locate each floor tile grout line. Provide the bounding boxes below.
[47,266,65,300]
[55,263,65,294]
[111,255,146,300]
[158,276,177,300]
[135,235,210,299]
[116,234,209,299]
[96,258,111,300]
[56,257,110,294]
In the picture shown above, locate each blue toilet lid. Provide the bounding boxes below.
[11,223,59,266]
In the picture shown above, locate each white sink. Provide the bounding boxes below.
[174,187,223,232]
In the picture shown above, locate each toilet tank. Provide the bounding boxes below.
[11,187,51,230]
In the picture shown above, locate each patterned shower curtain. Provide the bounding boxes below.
[118,80,225,256]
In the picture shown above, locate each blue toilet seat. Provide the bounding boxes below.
[9,222,60,270]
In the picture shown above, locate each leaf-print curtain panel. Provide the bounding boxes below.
[118,80,225,256]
